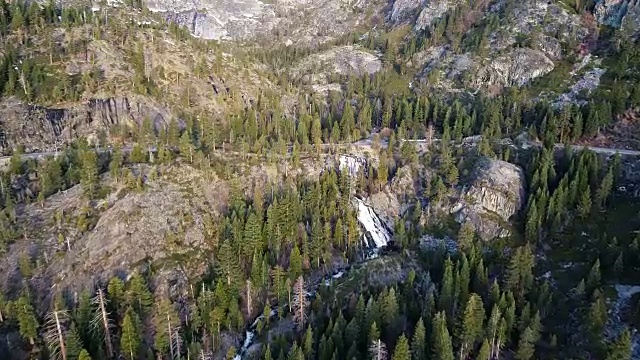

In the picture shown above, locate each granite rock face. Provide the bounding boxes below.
[450,157,526,240]
[414,0,457,31]
[0,96,169,154]
[390,0,425,24]
[477,48,556,87]
[594,0,640,35]
[145,0,385,44]
[292,46,382,85]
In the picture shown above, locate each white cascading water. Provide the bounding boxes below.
[355,198,391,248]
[339,154,366,178]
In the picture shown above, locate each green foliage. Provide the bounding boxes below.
[15,293,39,344]
[78,349,92,360]
[431,311,454,360]
[120,309,141,360]
[79,146,100,199]
[606,328,632,360]
[391,334,410,360]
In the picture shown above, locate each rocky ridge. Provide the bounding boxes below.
[146,0,385,44]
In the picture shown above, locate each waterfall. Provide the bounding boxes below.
[339,154,367,178]
[355,198,391,249]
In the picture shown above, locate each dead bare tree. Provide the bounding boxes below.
[245,279,253,318]
[291,276,309,331]
[286,277,292,312]
[169,321,182,360]
[369,339,388,360]
[0,292,5,323]
[91,288,114,358]
[44,309,69,360]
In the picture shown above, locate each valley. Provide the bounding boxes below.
[0,0,639,359]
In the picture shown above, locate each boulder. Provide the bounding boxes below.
[450,157,526,240]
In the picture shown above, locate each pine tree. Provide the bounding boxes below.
[476,339,490,360]
[577,187,592,218]
[65,324,83,360]
[243,212,262,258]
[514,326,536,360]
[377,155,389,190]
[596,169,614,208]
[153,298,181,359]
[487,304,503,359]
[586,259,601,290]
[525,202,539,242]
[78,350,92,360]
[391,334,411,360]
[16,293,39,345]
[121,309,141,360]
[303,326,314,359]
[341,102,355,142]
[127,273,153,315]
[458,222,475,251]
[457,294,486,359]
[80,148,99,199]
[179,131,194,162]
[289,245,303,281]
[614,252,624,278]
[358,100,372,133]
[439,258,454,315]
[606,328,632,360]
[431,311,454,360]
[130,144,146,163]
[588,296,607,341]
[107,277,125,315]
[109,145,123,182]
[411,318,426,360]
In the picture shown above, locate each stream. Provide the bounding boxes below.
[233,196,392,359]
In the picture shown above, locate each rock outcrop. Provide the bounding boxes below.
[368,165,416,227]
[450,157,526,240]
[292,46,382,89]
[390,0,425,24]
[414,0,456,31]
[474,48,555,88]
[595,0,640,36]
[0,96,169,154]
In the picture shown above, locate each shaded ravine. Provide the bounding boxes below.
[233,199,392,359]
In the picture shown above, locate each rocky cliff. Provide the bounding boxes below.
[450,157,526,240]
[0,96,170,154]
